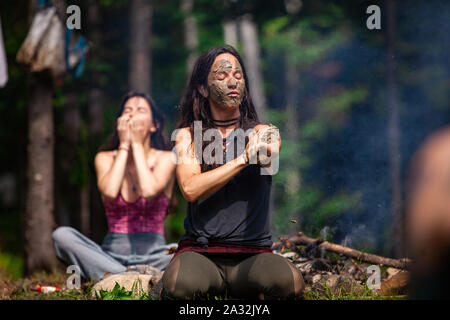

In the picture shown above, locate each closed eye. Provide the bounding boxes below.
[216,72,227,80]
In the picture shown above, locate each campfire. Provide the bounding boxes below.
[271,232,411,298]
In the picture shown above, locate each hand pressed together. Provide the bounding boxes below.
[244,124,281,167]
[128,114,150,146]
[116,113,151,148]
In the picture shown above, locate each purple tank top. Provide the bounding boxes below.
[102,162,170,235]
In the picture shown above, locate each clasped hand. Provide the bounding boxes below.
[117,114,149,147]
[245,125,281,167]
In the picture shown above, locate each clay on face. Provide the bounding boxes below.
[207,55,245,108]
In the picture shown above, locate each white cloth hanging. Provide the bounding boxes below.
[16,6,66,78]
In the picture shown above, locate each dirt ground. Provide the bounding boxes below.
[0,268,406,300]
[0,266,97,300]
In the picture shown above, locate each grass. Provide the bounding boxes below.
[0,251,24,280]
[2,270,95,300]
[1,269,408,300]
[303,282,406,300]
[1,270,161,300]
[0,212,24,280]
[0,261,407,300]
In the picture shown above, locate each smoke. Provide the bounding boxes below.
[298,0,450,255]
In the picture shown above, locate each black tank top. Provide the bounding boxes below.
[181,120,273,247]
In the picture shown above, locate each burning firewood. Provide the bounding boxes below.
[350,258,362,272]
[277,236,304,256]
[272,232,412,269]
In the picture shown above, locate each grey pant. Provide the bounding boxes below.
[161,251,305,299]
[52,226,176,281]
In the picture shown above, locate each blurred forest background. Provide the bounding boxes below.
[0,0,448,278]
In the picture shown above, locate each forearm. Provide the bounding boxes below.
[181,152,248,202]
[98,148,128,198]
[131,143,162,198]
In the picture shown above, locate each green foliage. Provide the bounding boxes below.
[94,281,150,300]
[317,86,368,128]
[68,123,90,187]
[0,212,24,279]
[100,0,128,8]
[263,7,366,239]
[301,120,327,140]
[263,10,348,67]
[0,252,24,280]
[312,192,362,229]
[52,87,66,109]
[1,0,448,265]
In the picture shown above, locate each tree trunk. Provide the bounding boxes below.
[25,71,58,274]
[55,89,81,229]
[129,0,152,93]
[223,19,238,48]
[23,0,67,276]
[285,64,301,235]
[386,0,403,258]
[80,185,90,236]
[86,0,105,239]
[239,14,267,122]
[181,0,198,76]
[285,64,300,160]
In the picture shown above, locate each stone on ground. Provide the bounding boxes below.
[91,265,163,298]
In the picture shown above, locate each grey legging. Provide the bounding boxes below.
[161,251,305,299]
[52,226,175,281]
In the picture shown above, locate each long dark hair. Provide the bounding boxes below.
[99,92,178,213]
[100,92,171,152]
[176,45,260,171]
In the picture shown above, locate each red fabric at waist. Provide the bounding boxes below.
[172,239,272,261]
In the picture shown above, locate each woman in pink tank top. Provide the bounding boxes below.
[52,92,177,281]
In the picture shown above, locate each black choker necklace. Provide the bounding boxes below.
[214,121,238,127]
[212,116,239,127]
[212,116,239,122]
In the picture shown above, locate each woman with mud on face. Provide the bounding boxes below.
[52,92,178,281]
[161,45,305,300]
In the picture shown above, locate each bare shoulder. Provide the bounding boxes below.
[94,150,115,169]
[175,126,192,141]
[156,149,177,168]
[95,150,115,161]
[173,126,196,158]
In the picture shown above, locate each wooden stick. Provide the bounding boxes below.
[272,232,412,269]
[277,236,304,255]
